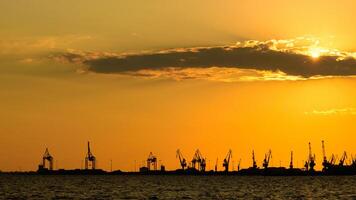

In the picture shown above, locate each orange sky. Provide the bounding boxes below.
[0,0,355,171]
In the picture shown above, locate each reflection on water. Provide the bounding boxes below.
[0,175,355,199]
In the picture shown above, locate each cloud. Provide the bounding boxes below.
[51,37,356,81]
[305,108,356,116]
[123,67,306,82]
[0,35,93,55]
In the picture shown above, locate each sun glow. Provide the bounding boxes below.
[310,50,320,58]
[309,48,321,58]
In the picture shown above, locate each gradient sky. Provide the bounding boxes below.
[0,0,355,171]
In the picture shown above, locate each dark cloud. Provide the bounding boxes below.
[56,44,356,78]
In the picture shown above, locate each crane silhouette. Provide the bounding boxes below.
[42,148,53,170]
[223,149,232,172]
[176,149,187,170]
[85,142,96,170]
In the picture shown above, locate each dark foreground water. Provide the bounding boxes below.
[0,175,355,199]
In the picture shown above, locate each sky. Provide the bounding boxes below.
[0,0,355,171]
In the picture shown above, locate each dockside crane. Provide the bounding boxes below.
[199,151,206,172]
[85,142,96,170]
[176,149,187,170]
[352,154,356,167]
[252,150,257,169]
[191,149,206,172]
[262,150,272,170]
[307,142,316,171]
[321,140,335,171]
[147,152,157,171]
[329,154,336,165]
[289,151,293,169]
[322,141,327,164]
[339,151,348,166]
[191,150,198,169]
[222,149,232,172]
[237,159,241,171]
[215,158,218,172]
[42,148,53,170]
[322,140,329,171]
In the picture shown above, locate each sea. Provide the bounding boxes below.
[0,175,355,199]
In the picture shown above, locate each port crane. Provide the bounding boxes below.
[42,148,53,170]
[289,151,293,169]
[85,142,96,170]
[147,152,157,171]
[352,154,356,167]
[321,140,337,171]
[339,151,348,166]
[237,159,241,171]
[262,150,272,169]
[215,158,218,172]
[306,142,316,171]
[191,149,206,172]
[252,150,257,169]
[222,149,232,172]
[176,149,187,170]
[191,151,198,169]
[322,140,329,171]
[199,152,206,172]
[329,154,336,165]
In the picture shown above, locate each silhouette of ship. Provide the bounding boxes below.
[32,140,356,176]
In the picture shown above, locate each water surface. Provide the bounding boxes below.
[0,175,355,199]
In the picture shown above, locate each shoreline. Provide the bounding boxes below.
[1,167,355,176]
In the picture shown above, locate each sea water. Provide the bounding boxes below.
[0,175,355,199]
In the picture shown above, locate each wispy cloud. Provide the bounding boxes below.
[121,67,306,82]
[0,35,93,55]
[305,108,356,116]
[50,37,356,81]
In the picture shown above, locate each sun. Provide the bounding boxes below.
[311,51,320,58]
[309,48,321,58]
